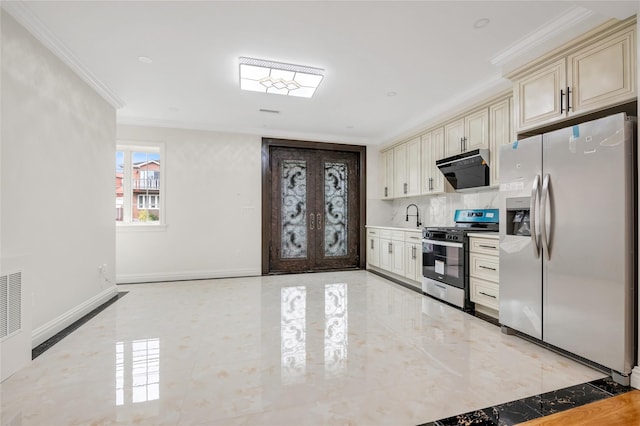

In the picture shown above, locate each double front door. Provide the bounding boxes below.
[268,147,360,273]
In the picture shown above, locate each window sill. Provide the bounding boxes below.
[116,223,168,232]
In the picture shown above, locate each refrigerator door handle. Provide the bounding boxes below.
[531,174,540,258]
[540,173,551,260]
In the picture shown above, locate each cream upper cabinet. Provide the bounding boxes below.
[514,59,566,131]
[567,26,636,115]
[380,149,393,199]
[421,127,446,195]
[444,108,489,157]
[511,19,636,133]
[393,137,421,198]
[489,96,513,186]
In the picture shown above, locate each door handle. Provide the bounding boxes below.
[310,213,314,230]
[460,137,463,153]
[560,89,565,114]
[412,246,416,260]
[531,174,540,259]
[404,182,408,194]
[388,242,392,254]
[479,265,496,271]
[371,239,374,249]
[566,86,572,112]
[317,213,321,229]
[385,186,388,197]
[540,174,551,260]
[429,177,433,191]
[479,291,496,299]
[478,244,497,249]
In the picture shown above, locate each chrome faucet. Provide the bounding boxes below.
[406,204,421,228]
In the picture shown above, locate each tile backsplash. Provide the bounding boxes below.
[386,187,500,228]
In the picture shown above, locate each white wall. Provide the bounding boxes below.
[1,12,116,344]
[387,188,500,228]
[115,125,262,283]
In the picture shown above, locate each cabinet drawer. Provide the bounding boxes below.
[470,252,499,282]
[378,229,392,239]
[367,228,381,237]
[391,230,406,241]
[404,231,422,243]
[469,238,499,256]
[470,277,499,310]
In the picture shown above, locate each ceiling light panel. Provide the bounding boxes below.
[239,57,324,98]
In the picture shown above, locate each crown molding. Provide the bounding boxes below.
[117,116,372,146]
[490,6,595,68]
[2,1,125,109]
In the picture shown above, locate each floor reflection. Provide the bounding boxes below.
[280,286,306,385]
[324,283,348,379]
[115,338,160,406]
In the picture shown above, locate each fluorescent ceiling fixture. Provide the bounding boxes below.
[239,57,324,98]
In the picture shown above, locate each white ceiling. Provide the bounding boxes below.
[4,1,639,146]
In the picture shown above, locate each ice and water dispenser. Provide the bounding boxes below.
[505,197,531,236]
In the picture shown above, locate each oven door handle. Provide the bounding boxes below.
[422,239,463,249]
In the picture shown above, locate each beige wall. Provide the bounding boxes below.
[1,12,116,343]
[115,125,262,283]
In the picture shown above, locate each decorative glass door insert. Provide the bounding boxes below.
[269,147,359,273]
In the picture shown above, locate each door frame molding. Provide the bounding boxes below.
[261,138,367,274]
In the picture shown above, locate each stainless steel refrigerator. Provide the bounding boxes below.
[499,113,635,383]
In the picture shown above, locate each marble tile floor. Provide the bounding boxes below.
[0,270,607,426]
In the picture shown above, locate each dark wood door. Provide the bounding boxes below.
[269,147,360,273]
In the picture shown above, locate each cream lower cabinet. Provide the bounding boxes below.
[380,232,405,277]
[404,231,422,286]
[469,235,500,317]
[511,18,636,133]
[367,227,423,289]
[367,229,380,268]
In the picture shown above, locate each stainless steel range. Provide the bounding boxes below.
[422,209,498,311]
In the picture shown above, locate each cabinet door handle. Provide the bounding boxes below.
[463,136,467,151]
[560,89,565,114]
[404,182,408,194]
[460,137,463,153]
[371,239,374,249]
[412,246,416,260]
[429,177,433,191]
[388,242,392,254]
[479,291,496,299]
[310,213,314,230]
[479,265,497,271]
[478,244,497,249]
[385,186,388,197]
[566,86,572,112]
[317,213,321,229]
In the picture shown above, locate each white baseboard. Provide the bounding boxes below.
[116,268,262,284]
[631,366,640,389]
[31,286,118,348]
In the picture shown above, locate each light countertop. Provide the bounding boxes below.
[366,225,422,232]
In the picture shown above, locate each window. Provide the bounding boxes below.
[137,195,159,209]
[116,142,164,225]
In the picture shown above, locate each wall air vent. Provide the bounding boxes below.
[0,272,22,340]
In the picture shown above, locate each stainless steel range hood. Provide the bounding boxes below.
[436,149,490,190]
